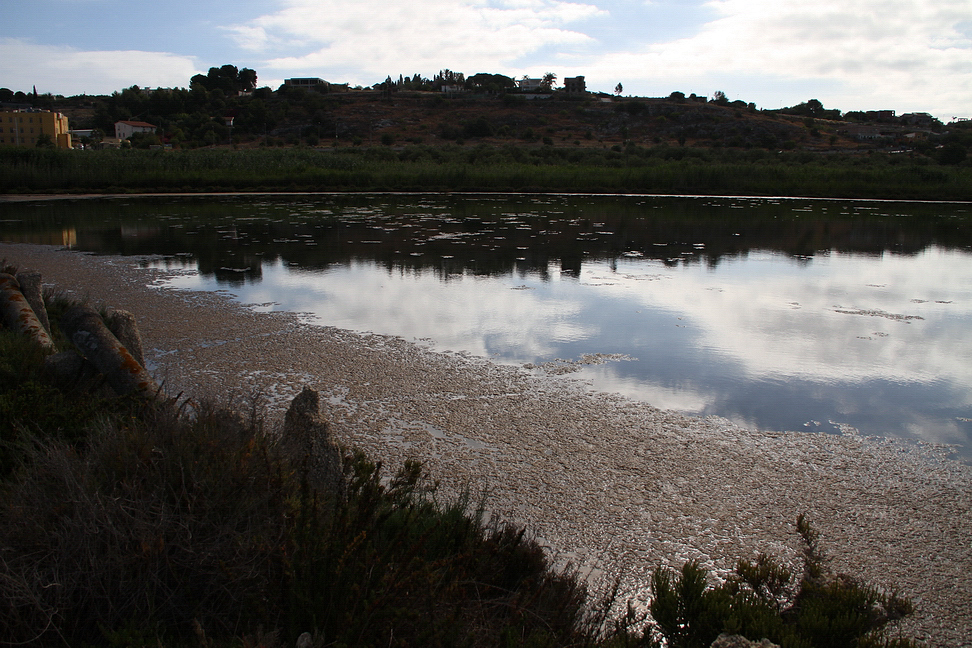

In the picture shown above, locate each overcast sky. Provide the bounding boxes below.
[2,0,969,120]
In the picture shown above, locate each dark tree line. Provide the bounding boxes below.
[190,65,258,95]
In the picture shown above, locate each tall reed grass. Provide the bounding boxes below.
[2,145,969,200]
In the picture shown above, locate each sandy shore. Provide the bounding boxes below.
[3,241,970,646]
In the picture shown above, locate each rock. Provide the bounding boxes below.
[0,273,55,351]
[60,304,161,399]
[14,269,50,336]
[710,634,780,648]
[282,387,343,495]
[296,631,313,648]
[105,308,145,368]
[43,350,95,384]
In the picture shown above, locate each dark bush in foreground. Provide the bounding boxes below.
[0,400,597,647]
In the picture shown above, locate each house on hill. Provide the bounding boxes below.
[900,112,939,128]
[517,78,543,92]
[284,77,325,88]
[563,76,586,95]
[283,78,348,92]
[115,120,157,140]
[0,108,72,148]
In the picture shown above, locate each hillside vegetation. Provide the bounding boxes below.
[4,66,970,198]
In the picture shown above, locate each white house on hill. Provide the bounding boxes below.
[516,78,543,92]
[115,120,157,140]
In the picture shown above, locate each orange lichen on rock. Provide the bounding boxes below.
[0,273,55,351]
[60,303,162,398]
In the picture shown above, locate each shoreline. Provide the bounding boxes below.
[2,191,971,205]
[2,241,970,646]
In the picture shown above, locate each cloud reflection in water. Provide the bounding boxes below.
[161,245,972,455]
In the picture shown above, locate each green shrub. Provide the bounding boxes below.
[645,515,917,648]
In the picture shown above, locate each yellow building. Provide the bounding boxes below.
[0,109,73,148]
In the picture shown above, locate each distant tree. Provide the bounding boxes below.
[0,87,14,102]
[214,64,240,92]
[712,90,729,105]
[938,142,967,165]
[189,73,208,92]
[432,69,465,90]
[238,68,258,92]
[466,73,516,93]
[614,83,623,96]
[668,91,686,102]
[375,75,401,97]
[35,134,55,148]
[540,72,557,91]
[190,65,257,94]
[128,131,162,149]
[779,99,841,120]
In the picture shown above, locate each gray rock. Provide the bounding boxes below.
[710,634,780,648]
[14,270,50,336]
[60,304,160,398]
[0,273,54,351]
[296,631,313,648]
[282,387,343,495]
[105,308,145,368]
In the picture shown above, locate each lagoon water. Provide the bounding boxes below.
[3,193,971,457]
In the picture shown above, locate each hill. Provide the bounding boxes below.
[23,83,965,159]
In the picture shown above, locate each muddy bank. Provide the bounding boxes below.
[2,241,970,646]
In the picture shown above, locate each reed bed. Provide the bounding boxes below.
[2,145,969,200]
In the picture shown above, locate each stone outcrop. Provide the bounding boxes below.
[13,270,50,335]
[0,272,54,351]
[282,387,343,494]
[105,307,145,368]
[60,303,161,399]
[0,267,161,399]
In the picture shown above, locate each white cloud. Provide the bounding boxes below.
[580,0,971,118]
[8,0,966,118]
[221,0,970,117]
[226,0,603,85]
[0,38,199,95]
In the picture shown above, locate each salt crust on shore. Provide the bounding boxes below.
[2,242,970,647]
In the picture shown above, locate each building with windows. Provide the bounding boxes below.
[115,120,157,140]
[563,76,586,94]
[516,78,543,92]
[284,77,326,88]
[0,109,72,148]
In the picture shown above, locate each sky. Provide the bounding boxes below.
[1,0,969,121]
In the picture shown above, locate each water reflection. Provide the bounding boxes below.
[2,194,971,456]
[162,246,972,456]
